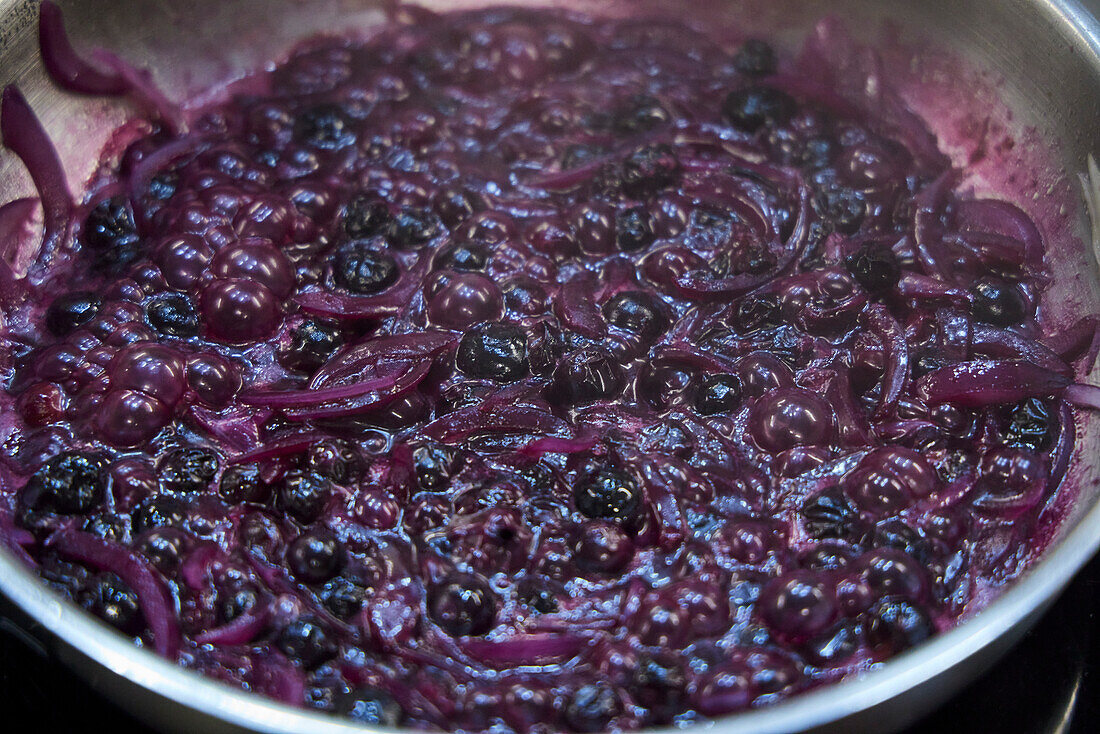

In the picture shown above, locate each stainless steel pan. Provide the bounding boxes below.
[2,1,1100,732]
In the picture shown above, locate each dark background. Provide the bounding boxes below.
[2,552,1099,733]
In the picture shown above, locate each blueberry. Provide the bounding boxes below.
[217,585,260,623]
[561,144,602,169]
[613,94,670,134]
[871,519,931,564]
[412,442,458,491]
[158,446,219,494]
[813,186,866,234]
[637,360,697,410]
[574,465,642,525]
[970,277,1027,326]
[695,374,744,414]
[148,172,178,201]
[866,599,934,652]
[287,526,344,583]
[279,319,344,373]
[83,196,139,260]
[575,520,634,574]
[722,86,795,132]
[333,242,399,295]
[428,573,498,636]
[602,290,670,341]
[277,617,337,668]
[432,187,479,226]
[730,294,783,333]
[81,572,141,633]
[218,462,272,504]
[801,136,836,171]
[631,654,686,723]
[616,206,654,252]
[45,292,102,336]
[278,470,332,524]
[548,348,624,406]
[801,487,862,541]
[336,687,403,726]
[518,579,560,614]
[145,292,200,338]
[844,245,900,294]
[456,323,529,382]
[620,143,679,197]
[387,207,442,248]
[130,494,188,535]
[25,452,107,515]
[135,528,189,573]
[435,241,490,272]
[294,104,356,149]
[734,39,778,78]
[306,438,360,484]
[565,683,623,733]
[342,196,391,238]
[82,514,125,541]
[1002,397,1056,451]
[320,576,367,619]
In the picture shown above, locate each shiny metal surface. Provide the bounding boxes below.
[1,1,1100,733]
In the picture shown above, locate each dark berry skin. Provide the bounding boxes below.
[130,494,188,535]
[814,186,866,234]
[45,292,101,336]
[734,39,778,78]
[1002,398,1056,451]
[630,655,687,724]
[613,94,670,135]
[337,687,404,727]
[388,207,442,248]
[435,241,490,272]
[616,207,654,252]
[306,438,360,483]
[844,245,901,294]
[548,348,624,406]
[602,291,670,341]
[518,580,559,614]
[295,104,356,149]
[456,323,529,382]
[278,319,343,373]
[287,526,344,583]
[573,466,642,525]
[333,242,399,295]
[342,196,391,238]
[412,442,458,491]
[694,374,744,415]
[722,86,796,132]
[81,572,142,633]
[83,196,139,252]
[320,576,367,619]
[620,144,679,197]
[970,277,1027,326]
[145,293,200,337]
[218,462,272,504]
[278,470,332,524]
[866,599,934,652]
[428,573,498,636]
[158,447,219,494]
[277,617,337,669]
[801,486,862,541]
[565,683,623,733]
[24,452,108,515]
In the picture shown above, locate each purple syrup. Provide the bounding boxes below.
[0,5,1093,732]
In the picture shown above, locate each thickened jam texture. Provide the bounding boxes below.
[0,5,1089,732]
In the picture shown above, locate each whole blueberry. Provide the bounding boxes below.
[45,292,102,336]
[456,323,529,382]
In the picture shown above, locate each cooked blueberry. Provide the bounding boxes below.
[561,144,602,169]
[518,579,560,614]
[342,196,391,238]
[574,465,641,525]
[695,374,743,414]
[620,143,679,197]
[82,513,125,542]
[148,172,178,201]
[844,245,900,294]
[83,196,138,251]
[81,572,141,633]
[734,39,778,78]
[602,291,670,340]
[613,94,670,134]
[801,487,861,541]
[388,207,442,248]
[136,528,189,573]
[306,438,360,483]
[217,585,260,623]
[731,294,783,332]
[803,620,861,666]
[548,348,624,406]
[218,462,272,504]
[813,187,866,234]
[333,242,399,294]
[295,104,355,149]
[145,292,200,337]
[130,494,188,535]
[278,470,332,524]
[277,617,337,668]
[1002,397,1056,451]
[565,683,623,733]
[413,442,458,491]
[428,573,498,636]
[287,526,344,583]
[435,241,490,271]
[456,323,529,382]
[637,360,697,410]
[722,86,795,132]
[801,136,836,170]
[45,292,102,336]
[871,520,931,564]
[279,319,344,373]
[320,576,367,619]
[25,452,107,515]
[616,207,654,252]
[337,687,403,726]
[866,599,934,652]
[432,187,479,226]
[970,277,1027,326]
[158,446,219,494]
[631,655,687,722]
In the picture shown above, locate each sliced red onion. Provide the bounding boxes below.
[459,634,585,665]
[227,432,323,464]
[286,360,430,420]
[295,255,432,321]
[46,528,180,659]
[863,305,908,418]
[916,360,1071,408]
[971,324,1072,377]
[243,364,405,408]
[555,269,605,338]
[38,2,127,95]
[954,198,1043,271]
[194,603,271,646]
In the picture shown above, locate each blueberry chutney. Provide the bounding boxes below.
[0,4,1094,732]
